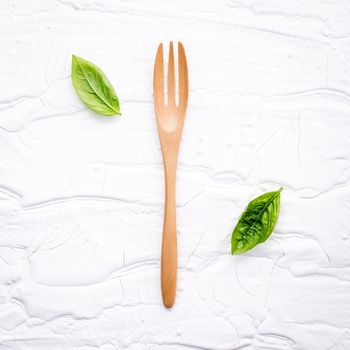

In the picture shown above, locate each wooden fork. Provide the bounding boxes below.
[153,42,189,308]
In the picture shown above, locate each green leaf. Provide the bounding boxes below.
[71,55,121,116]
[231,187,282,255]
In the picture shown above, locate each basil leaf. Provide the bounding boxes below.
[71,55,121,116]
[231,187,282,255]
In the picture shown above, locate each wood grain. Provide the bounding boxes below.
[153,42,188,308]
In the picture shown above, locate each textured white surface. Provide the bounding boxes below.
[1,0,350,349]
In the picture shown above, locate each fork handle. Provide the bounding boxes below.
[161,152,178,308]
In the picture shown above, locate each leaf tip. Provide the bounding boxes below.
[72,54,84,66]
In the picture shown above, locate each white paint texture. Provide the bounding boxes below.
[0,0,350,349]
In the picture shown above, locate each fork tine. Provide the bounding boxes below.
[153,43,165,113]
[177,42,188,113]
[167,42,176,109]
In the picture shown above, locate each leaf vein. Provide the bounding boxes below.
[75,58,118,113]
[242,190,280,242]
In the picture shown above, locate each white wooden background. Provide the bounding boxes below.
[0,1,350,349]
